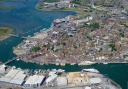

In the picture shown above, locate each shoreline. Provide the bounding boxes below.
[35,1,83,14]
[15,58,128,67]
[36,7,80,13]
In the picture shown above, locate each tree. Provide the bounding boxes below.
[31,46,41,52]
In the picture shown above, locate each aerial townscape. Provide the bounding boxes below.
[0,0,128,89]
[14,0,128,65]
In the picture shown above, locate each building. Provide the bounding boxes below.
[89,78,102,84]
[0,64,6,74]
[0,68,26,85]
[56,76,68,86]
[45,72,58,85]
[24,75,45,88]
[57,0,72,8]
[66,72,88,86]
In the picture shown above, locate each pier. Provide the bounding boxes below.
[9,34,28,39]
[3,58,16,65]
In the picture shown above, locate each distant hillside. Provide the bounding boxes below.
[72,0,128,9]
[42,0,128,10]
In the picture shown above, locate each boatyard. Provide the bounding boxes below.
[0,64,121,89]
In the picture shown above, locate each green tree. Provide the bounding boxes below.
[31,46,41,52]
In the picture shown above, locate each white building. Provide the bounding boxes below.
[24,75,45,88]
[46,73,58,85]
[89,78,102,84]
[57,0,72,8]
[74,16,93,26]
[10,70,26,85]
[0,68,26,85]
[0,64,6,74]
[56,77,68,86]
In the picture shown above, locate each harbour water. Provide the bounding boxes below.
[0,0,128,89]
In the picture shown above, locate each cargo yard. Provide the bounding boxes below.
[0,64,121,89]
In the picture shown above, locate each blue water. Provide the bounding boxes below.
[0,0,128,89]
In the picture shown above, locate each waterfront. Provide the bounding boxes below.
[0,0,128,89]
[7,61,128,89]
[0,65,121,89]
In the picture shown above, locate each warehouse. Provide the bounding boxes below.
[0,68,26,85]
[24,75,45,88]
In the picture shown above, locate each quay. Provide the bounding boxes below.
[3,58,16,65]
[9,34,28,39]
[0,64,122,89]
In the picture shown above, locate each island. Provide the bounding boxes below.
[0,27,13,41]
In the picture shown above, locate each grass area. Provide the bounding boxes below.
[0,27,12,35]
[61,7,81,11]
[109,43,117,52]
[95,5,107,11]
[0,27,12,41]
[72,0,81,4]
[87,23,100,31]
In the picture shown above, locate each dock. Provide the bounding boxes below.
[9,34,28,39]
[4,58,16,65]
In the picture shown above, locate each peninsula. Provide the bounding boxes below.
[14,0,128,65]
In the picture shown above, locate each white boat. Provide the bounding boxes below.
[57,69,65,73]
[103,62,108,64]
[16,58,20,61]
[82,68,99,73]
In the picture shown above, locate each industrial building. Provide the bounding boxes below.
[24,75,45,88]
[0,68,26,85]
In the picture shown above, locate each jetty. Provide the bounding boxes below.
[9,34,28,39]
[3,58,16,65]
